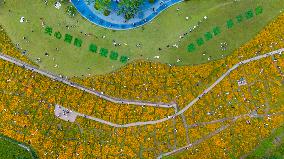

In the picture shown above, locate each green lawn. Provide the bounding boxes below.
[0,134,38,159]
[0,0,283,76]
[245,125,284,159]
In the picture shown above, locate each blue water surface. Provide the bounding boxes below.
[71,0,183,30]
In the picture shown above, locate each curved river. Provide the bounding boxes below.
[71,0,183,30]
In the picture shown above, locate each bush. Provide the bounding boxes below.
[94,2,100,10]
[103,9,111,16]
[94,0,111,11]
[118,0,143,20]
[66,5,77,17]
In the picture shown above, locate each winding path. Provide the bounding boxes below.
[1,48,283,159]
[158,112,284,158]
[0,52,176,109]
[73,48,283,128]
[1,48,282,128]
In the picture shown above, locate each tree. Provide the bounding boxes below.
[118,0,143,20]
[66,5,77,17]
[94,0,111,12]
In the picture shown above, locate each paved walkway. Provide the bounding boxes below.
[1,48,283,158]
[2,88,283,159]
[158,112,284,158]
[69,48,284,127]
[1,48,280,128]
[0,52,176,109]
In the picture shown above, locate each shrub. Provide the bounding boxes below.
[94,3,100,10]
[103,9,111,16]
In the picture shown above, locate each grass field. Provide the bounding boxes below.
[0,2,284,158]
[0,134,38,159]
[245,125,284,159]
[0,0,283,76]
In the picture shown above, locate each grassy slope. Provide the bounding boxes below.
[245,125,284,159]
[0,0,283,76]
[0,134,37,159]
[161,0,284,65]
